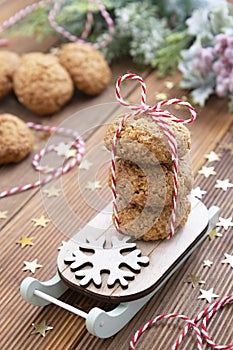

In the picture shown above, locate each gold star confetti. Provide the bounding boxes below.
[16,236,34,248]
[216,216,233,230]
[85,181,102,191]
[208,228,222,240]
[31,320,53,337]
[0,211,8,219]
[79,159,93,170]
[203,259,213,267]
[54,143,71,157]
[42,186,62,198]
[204,151,220,163]
[32,215,50,228]
[215,179,233,191]
[221,253,233,268]
[184,273,205,288]
[220,142,233,155]
[191,187,207,199]
[165,81,174,89]
[65,149,77,159]
[198,166,216,178]
[155,92,168,100]
[22,259,43,273]
[198,288,219,303]
[181,95,188,101]
[50,46,60,55]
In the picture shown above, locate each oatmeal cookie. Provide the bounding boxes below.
[104,114,191,165]
[58,43,111,95]
[13,52,74,115]
[111,154,193,209]
[0,113,34,164]
[0,50,21,99]
[113,198,191,241]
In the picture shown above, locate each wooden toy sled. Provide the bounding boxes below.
[20,197,219,339]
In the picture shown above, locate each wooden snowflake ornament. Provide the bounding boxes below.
[63,236,149,288]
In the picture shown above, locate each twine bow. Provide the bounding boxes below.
[112,73,196,238]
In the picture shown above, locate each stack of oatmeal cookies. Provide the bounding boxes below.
[104,113,193,241]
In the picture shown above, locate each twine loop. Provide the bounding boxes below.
[0,0,114,49]
[112,73,196,238]
[48,0,114,49]
[0,123,85,198]
[130,294,233,349]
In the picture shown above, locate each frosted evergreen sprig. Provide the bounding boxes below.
[179,5,233,111]
[1,0,233,98]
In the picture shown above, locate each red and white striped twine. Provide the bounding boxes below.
[0,123,85,198]
[130,294,233,350]
[0,0,53,47]
[0,0,114,49]
[112,73,196,238]
[48,0,114,49]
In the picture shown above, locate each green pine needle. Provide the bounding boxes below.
[152,30,191,77]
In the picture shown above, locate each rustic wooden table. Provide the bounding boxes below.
[0,2,233,350]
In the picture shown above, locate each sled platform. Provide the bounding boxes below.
[20,197,219,338]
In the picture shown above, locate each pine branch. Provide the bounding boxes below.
[152,30,191,77]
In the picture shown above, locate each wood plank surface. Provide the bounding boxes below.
[0,3,233,350]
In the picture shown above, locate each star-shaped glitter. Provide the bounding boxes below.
[216,217,233,230]
[204,151,220,163]
[215,179,233,191]
[22,259,43,273]
[198,288,219,303]
[54,143,71,157]
[220,142,233,155]
[16,236,34,248]
[0,211,8,219]
[65,149,77,159]
[203,259,213,267]
[85,181,102,191]
[79,159,93,170]
[42,186,62,198]
[165,81,174,89]
[31,320,53,337]
[221,253,233,268]
[184,273,205,288]
[208,228,222,240]
[198,166,216,178]
[32,215,50,228]
[155,92,168,100]
[191,187,207,199]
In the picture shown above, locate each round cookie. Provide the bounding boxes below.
[0,50,21,100]
[58,42,111,95]
[13,52,74,115]
[104,113,191,165]
[113,198,191,241]
[111,153,193,210]
[0,113,34,164]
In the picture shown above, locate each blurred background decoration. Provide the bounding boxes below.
[1,0,233,110]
